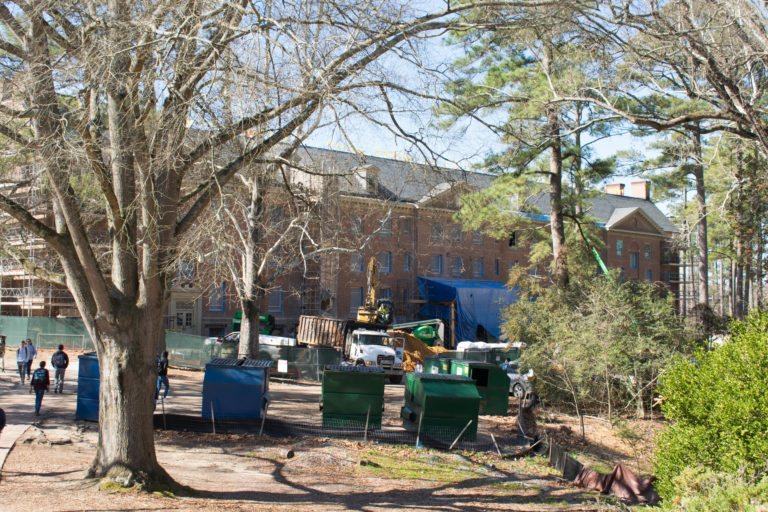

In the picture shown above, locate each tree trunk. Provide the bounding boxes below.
[238,291,264,359]
[543,45,568,288]
[88,310,171,488]
[692,131,709,306]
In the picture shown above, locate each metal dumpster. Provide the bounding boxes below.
[75,352,99,421]
[450,359,510,416]
[202,358,273,419]
[321,365,385,429]
[401,372,480,441]
[424,356,452,375]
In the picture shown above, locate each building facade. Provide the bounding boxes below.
[0,146,680,340]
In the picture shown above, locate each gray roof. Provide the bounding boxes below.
[294,145,677,234]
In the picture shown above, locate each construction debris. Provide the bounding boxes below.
[389,330,446,373]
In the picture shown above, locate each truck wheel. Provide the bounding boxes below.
[389,374,403,384]
[512,383,524,399]
[355,359,365,366]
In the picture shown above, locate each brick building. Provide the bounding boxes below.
[0,145,679,338]
[176,146,679,339]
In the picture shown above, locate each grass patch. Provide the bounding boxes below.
[490,481,528,494]
[357,447,481,483]
[100,480,140,493]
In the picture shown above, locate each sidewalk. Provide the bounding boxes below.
[0,350,80,479]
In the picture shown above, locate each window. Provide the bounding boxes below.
[431,222,443,241]
[268,287,283,313]
[530,264,539,277]
[646,269,653,281]
[404,253,411,273]
[380,218,392,238]
[431,254,443,275]
[630,252,639,270]
[402,219,411,237]
[380,288,391,299]
[616,240,623,256]
[472,257,483,278]
[379,251,391,273]
[350,252,364,272]
[351,216,363,236]
[644,243,651,259]
[270,206,284,224]
[177,260,194,279]
[451,256,463,276]
[175,301,194,328]
[350,287,363,314]
[509,260,519,272]
[208,282,226,312]
[472,230,482,245]
[509,231,517,247]
[495,259,500,276]
[451,224,463,242]
[662,271,671,284]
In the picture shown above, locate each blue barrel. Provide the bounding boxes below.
[76,352,99,421]
[202,358,273,419]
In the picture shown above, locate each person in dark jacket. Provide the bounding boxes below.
[25,338,36,379]
[30,361,50,416]
[155,351,170,403]
[50,345,69,394]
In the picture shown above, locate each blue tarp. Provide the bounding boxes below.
[417,277,519,342]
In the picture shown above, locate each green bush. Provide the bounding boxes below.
[659,467,768,511]
[654,312,768,499]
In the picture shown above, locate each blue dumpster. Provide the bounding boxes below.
[202,358,273,419]
[76,352,99,421]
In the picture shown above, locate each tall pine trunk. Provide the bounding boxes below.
[543,44,568,287]
[692,131,708,305]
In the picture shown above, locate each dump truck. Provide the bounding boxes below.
[296,315,404,384]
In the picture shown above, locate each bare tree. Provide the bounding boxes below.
[0,0,521,488]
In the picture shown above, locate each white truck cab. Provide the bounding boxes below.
[346,329,404,383]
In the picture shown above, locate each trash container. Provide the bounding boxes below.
[75,352,99,421]
[450,359,510,416]
[424,356,452,375]
[321,365,385,429]
[401,372,480,441]
[202,358,273,419]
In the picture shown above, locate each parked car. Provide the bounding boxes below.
[505,362,533,398]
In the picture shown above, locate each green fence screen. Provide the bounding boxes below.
[0,315,338,381]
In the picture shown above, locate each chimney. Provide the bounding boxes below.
[630,181,650,200]
[605,183,625,196]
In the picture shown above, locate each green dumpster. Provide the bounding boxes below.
[321,365,385,429]
[424,356,452,375]
[450,359,510,416]
[401,372,480,441]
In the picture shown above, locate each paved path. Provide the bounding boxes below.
[0,349,81,479]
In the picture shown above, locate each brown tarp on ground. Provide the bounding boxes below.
[574,462,660,504]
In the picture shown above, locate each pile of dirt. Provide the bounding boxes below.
[389,330,446,372]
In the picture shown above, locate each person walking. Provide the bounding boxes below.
[155,351,170,403]
[25,338,37,379]
[30,361,50,416]
[0,335,6,372]
[50,344,69,394]
[16,341,28,384]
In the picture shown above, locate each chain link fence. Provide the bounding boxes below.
[153,413,523,454]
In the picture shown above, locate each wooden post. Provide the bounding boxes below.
[450,301,456,348]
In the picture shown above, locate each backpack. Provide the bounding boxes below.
[52,351,67,368]
[156,355,167,375]
[31,368,46,385]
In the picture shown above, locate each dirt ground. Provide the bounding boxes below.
[0,364,657,511]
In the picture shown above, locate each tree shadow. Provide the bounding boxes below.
[186,453,604,510]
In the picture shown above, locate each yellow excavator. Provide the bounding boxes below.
[357,257,394,326]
